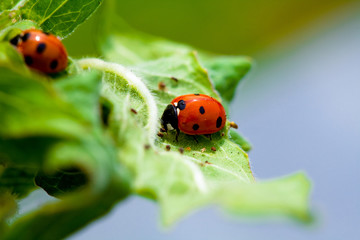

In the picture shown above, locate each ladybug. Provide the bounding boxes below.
[161,94,226,140]
[10,29,68,73]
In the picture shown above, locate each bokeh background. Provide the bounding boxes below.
[22,0,360,239]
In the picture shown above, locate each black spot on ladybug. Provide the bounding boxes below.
[194,93,200,96]
[24,56,33,65]
[36,43,46,54]
[199,106,205,114]
[50,60,58,70]
[178,100,186,110]
[10,35,20,46]
[192,124,199,131]
[22,33,30,42]
[216,117,222,128]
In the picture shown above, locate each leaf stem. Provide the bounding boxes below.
[78,58,158,143]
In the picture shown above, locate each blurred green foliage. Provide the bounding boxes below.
[64,0,356,56]
[0,0,319,238]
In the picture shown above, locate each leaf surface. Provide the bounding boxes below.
[0,47,130,238]
[79,55,311,225]
[0,0,103,37]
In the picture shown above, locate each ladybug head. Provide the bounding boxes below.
[161,104,178,132]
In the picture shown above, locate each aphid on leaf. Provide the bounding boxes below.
[229,121,238,129]
[158,81,166,91]
[170,76,179,82]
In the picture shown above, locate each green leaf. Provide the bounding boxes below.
[0,10,16,30]
[0,190,17,221]
[0,20,39,41]
[0,190,16,237]
[0,66,86,138]
[0,0,313,235]
[0,165,38,197]
[0,41,26,69]
[229,129,252,152]
[201,55,252,103]
[3,176,126,240]
[79,56,311,225]
[7,0,103,38]
[218,173,312,222]
[53,68,102,127]
[0,47,130,237]
[0,2,16,12]
[99,30,192,66]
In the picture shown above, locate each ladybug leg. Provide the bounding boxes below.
[175,128,180,142]
[204,134,212,140]
[192,135,199,143]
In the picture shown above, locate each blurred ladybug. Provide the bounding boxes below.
[10,29,68,73]
[161,94,226,140]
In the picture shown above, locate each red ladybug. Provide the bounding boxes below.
[161,94,226,140]
[10,29,68,73]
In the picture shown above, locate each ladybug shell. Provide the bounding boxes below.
[14,29,68,73]
[171,94,226,135]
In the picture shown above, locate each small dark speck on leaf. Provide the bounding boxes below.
[211,147,216,152]
[221,132,225,137]
[144,144,151,150]
[170,76,179,82]
[158,81,166,91]
[157,132,164,138]
[131,108,137,114]
[205,161,211,164]
[179,148,184,154]
[166,145,171,151]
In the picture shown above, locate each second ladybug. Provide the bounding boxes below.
[161,94,226,141]
[10,29,68,73]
